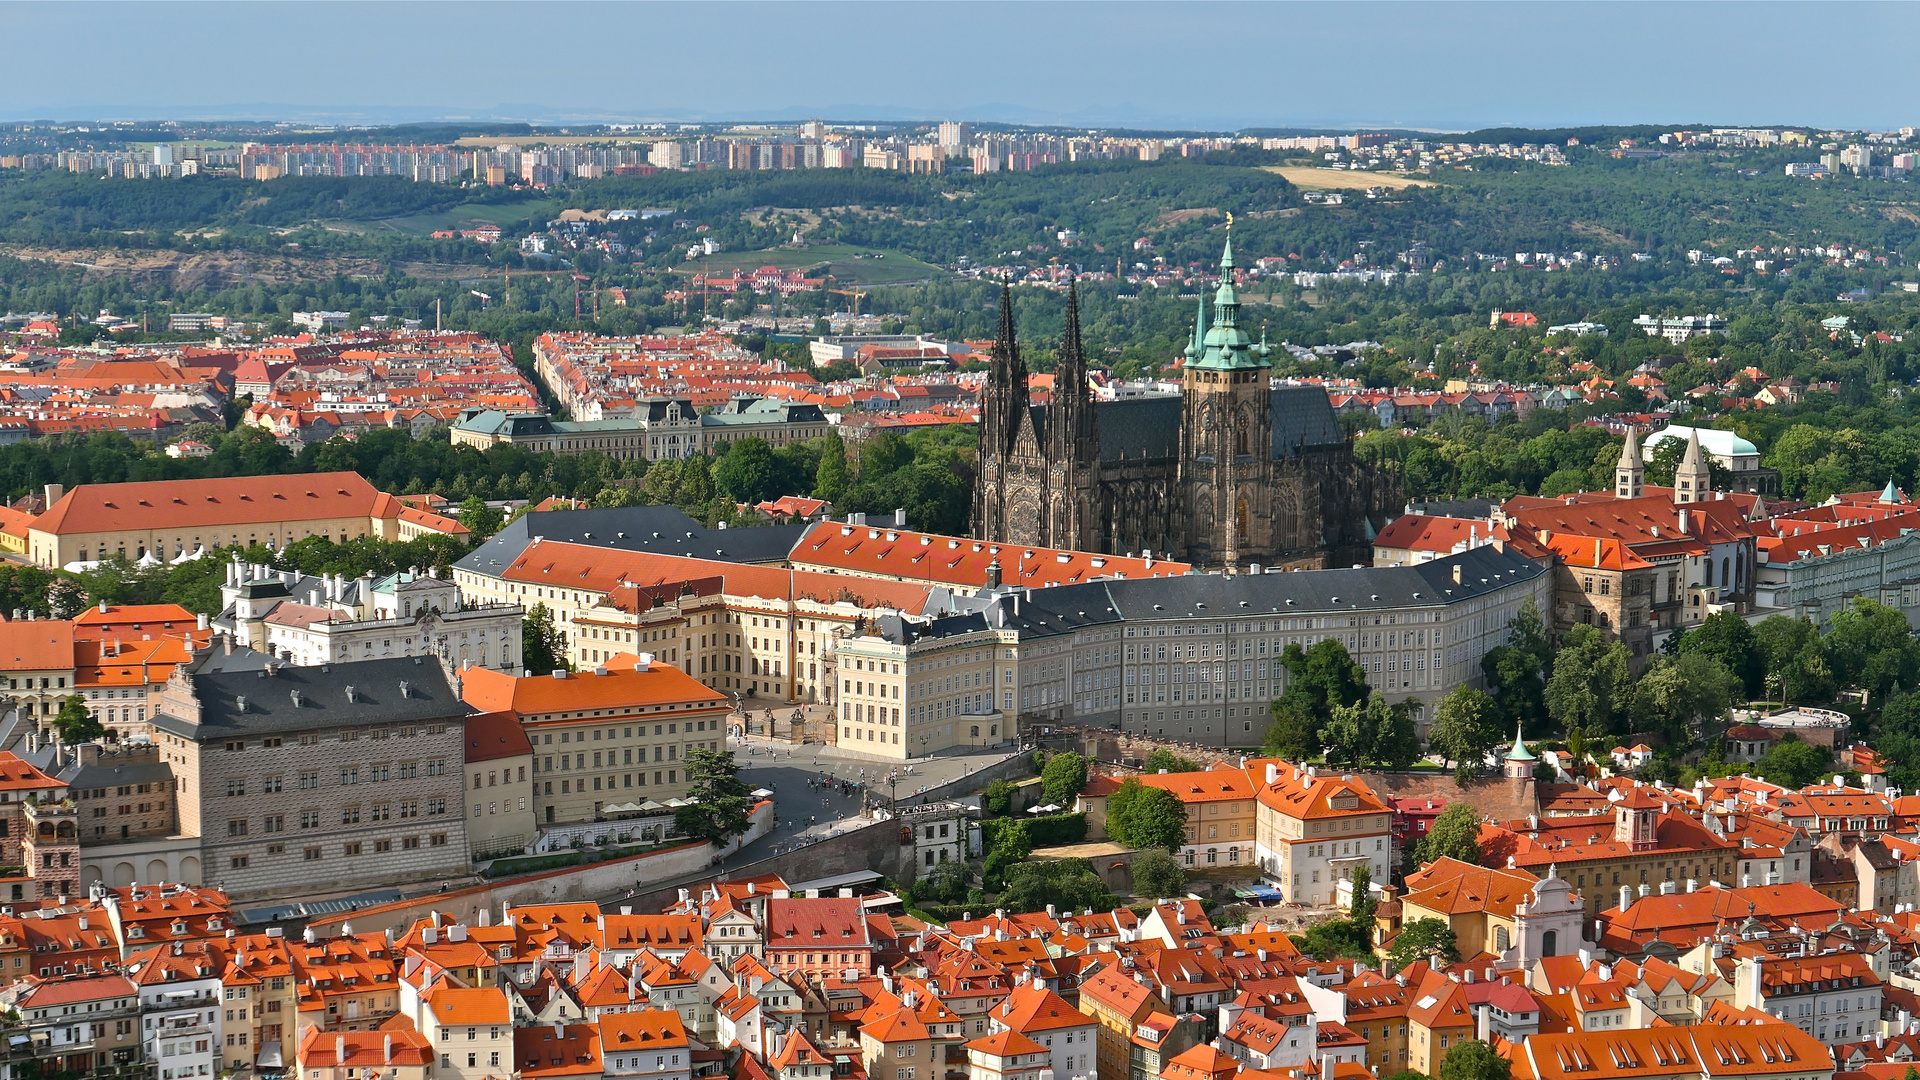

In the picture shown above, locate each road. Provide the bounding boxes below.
[591,724,1025,907]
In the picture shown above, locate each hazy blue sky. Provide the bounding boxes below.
[6,2,1920,131]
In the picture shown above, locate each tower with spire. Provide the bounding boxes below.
[1044,280,1101,549]
[973,283,1032,543]
[1177,222,1274,569]
[1615,427,1644,499]
[968,222,1401,571]
[1673,428,1710,504]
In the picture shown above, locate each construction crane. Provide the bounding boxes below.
[828,288,867,317]
[469,289,492,309]
[571,274,592,321]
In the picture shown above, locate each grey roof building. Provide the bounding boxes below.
[455,505,808,581]
[150,655,473,901]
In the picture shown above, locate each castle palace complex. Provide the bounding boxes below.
[973,235,1400,569]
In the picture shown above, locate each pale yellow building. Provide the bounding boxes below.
[28,474,404,570]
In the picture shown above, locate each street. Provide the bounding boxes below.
[590,728,1026,907]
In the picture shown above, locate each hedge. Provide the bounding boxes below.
[981,812,1088,849]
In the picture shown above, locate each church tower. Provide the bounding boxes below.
[1046,281,1100,549]
[1177,223,1274,569]
[1615,427,1644,499]
[972,284,1029,542]
[1673,428,1709,504]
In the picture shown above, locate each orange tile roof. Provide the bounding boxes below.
[965,1029,1050,1058]
[1253,759,1388,820]
[461,661,729,715]
[72,603,199,638]
[1374,515,1500,554]
[463,710,533,762]
[597,1009,688,1051]
[790,521,1190,588]
[500,541,937,615]
[991,983,1094,1033]
[515,1023,601,1078]
[34,471,392,535]
[0,621,73,670]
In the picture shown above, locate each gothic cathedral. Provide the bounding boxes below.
[972,232,1400,570]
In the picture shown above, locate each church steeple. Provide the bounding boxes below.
[1615,427,1644,499]
[1049,279,1096,462]
[983,282,1028,457]
[1189,225,1270,373]
[1674,427,1709,505]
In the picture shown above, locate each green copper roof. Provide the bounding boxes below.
[1505,723,1536,761]
[1187,230,1271,372]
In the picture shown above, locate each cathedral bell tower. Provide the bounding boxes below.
[972,283,1029,542]
[1045,281,1100,550]
[1177,219,1274,569]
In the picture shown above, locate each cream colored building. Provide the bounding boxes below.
[1251,760,1393,907]
[459,659,731,825]
[28,474,404,570]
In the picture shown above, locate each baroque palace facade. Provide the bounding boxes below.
[973,234,1400,569]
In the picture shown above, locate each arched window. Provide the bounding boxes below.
[1542,929,1559,957]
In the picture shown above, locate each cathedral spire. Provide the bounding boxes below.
[984,281,1027,456]
[1184,294,1207,362]
[1050,278,1096,461]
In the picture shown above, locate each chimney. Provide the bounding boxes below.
[43,483,61,508]
[384,1035,393,1063]
[335,1036,346,1065]
[196,613,208,631]
[1452,564,1464,585]
[1678,508,1690,535]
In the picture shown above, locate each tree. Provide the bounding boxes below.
[1142,748,1200,774]
[1323,692,1419,770]
[982,778,1015,817]
[52,695,103,745]
[1350,863,1377,922]
[1262,697,1323,761]
[813,430,852,504]
[1482,597,1551,732]
[1677,610,1764,699]
[1544,624,1633,737]
[522,602,570,676]
[713,437,779,505]
[1824,598,1920,703]
[1040,751,1088,806]
[1754,616,1832,705]
[1298,915,1374,961]
[1755,735,1834,789]
[673,746,755,845]
[1427,685,1502,774]
[998,857,1116,913]
[1631,652,1740,745]
[1439,1040,1511,1080]
[1386,917,1461,970]
[1129,848,1187,898]
[457,495,504,541]
[1412,802,1481,868]
[1277,639,1370,720]
[907,858,972,906]
[1107,781,1188,851]
[983,819,1031,891]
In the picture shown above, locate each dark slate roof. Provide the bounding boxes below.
[1269,386,1345,457]
[1101,543,1544,619]
[1406,498,1502,520]
[454,506,808,578]
[896,544,1542,646]
[1091,397,1181,462]
[64,759,173,789]
[152,655,468,739]
[1080,387,1344,463]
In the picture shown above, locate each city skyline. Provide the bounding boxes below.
[5,1,1920,131]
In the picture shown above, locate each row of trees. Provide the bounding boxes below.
[1256,595,1916,785]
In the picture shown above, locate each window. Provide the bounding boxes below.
[303,847,322,861]
[343,842,363,857]
[262,776,283,794]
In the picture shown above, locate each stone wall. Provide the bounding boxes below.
[299,801,773,939]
